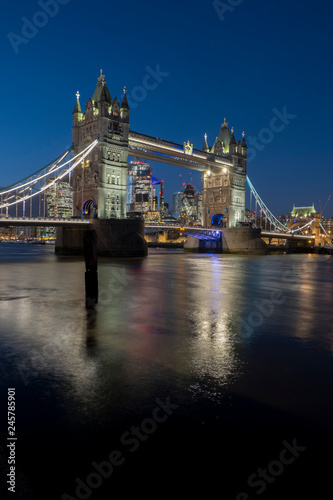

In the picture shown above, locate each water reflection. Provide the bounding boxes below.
[1,246,332,413]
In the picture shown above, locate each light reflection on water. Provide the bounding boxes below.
[0,245,333,497]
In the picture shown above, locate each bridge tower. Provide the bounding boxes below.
[72,70,130,219]
[202,119,247,228]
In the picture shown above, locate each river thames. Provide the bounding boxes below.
[0,243,332,499]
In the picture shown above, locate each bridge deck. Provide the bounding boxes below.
[0,217,91,227]
[129,131,233,171]
[0,219,315,241]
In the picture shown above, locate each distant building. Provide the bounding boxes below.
[164,202,170,217]
[127,161,152,214]
[179,184,197,224]
[45,179,73,238]
[172,191,184,220]
[126,161,166,220]
[289,204,317,219]
[195,192,203,225]
[145,211,161,223]
[46,180,73,218]
[321,217,333,237]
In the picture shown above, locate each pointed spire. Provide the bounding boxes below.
[241,131,247,148]
[121,86,129,109]
[230,126,236,145]
[73,91,82,114]
[202,133,209,152]
[92,69,112,104]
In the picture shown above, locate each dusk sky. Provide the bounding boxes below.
[1,0,332,216]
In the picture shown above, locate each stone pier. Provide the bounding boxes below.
[55,219,148,257]
[184,227,267,254]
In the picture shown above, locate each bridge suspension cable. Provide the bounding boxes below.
[246,176,291,232]
[320,223,330,238]
[246,176,315,234]
[0,139,99,214]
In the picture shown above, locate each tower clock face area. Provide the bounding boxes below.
[72,71,130,219]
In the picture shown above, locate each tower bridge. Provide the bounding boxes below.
[0,70,329,255]
[71,71,247,229]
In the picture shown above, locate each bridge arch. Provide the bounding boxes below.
[211,214,225,226]
[83,199,96,217]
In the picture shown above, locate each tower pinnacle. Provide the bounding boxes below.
[202,133,209,152]
[98,69,105,82]
[73,90,82,114]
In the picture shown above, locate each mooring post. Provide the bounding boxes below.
[83,230,98,308]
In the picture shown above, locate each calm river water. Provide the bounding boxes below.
[0,243,332,499]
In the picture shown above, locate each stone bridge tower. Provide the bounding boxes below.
[202,118,247,228]
[72,70,130,219]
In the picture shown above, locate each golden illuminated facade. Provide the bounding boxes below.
[202,119,247,227]
[72,71,130,219]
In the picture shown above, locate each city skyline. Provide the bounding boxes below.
[0,0,332,217]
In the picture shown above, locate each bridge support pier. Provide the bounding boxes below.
[55,219,148,257]
[183,228,267,254]
[221,228,267,254]
[286,238,313,253]
[184,235,222,253]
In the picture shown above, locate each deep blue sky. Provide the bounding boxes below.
[1,0,332,216]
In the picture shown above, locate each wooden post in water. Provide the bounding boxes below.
[83,230,98,308]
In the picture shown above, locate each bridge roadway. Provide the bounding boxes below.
[128,131,233,171]
[146,224,315,241]
[261,230,315,241]
[0,217,91,228]
[0,218,315,241]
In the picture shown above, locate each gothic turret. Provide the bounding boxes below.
[202,133,209,152]
[229,127,236,154]
[72,70,131,220]
[241,131,247,156]
[73,91,83,124]
[202,118,247,229]
[217,118,231,153]
[120,87,130,122]
[92,69,112,105]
